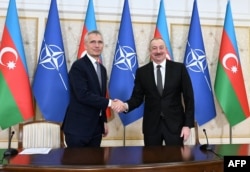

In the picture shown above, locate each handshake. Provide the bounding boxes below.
[111,99,127,113]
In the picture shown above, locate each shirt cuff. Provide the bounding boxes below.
[108,99,112,107]
[124,103,129,112]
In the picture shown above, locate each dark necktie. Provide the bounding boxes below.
[157,65,163,95]
[96,61,102,88]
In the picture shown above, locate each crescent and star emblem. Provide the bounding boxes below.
[0,47,18,70]
[222,53,238,73]
[114,42,137,79]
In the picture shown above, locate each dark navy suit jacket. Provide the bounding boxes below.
[62,55,108,137]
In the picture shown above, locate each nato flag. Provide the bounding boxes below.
[32,0,69,122]
[109,0,144,126]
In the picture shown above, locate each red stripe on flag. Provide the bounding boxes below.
[154,29,161,38]
[105,91,112,119]
[11,154,30,165]
[77,27,88,59]
[153,28,171,60]
[1,27,33,119]
[238,144,249,156]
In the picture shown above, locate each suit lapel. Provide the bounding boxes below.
[161,60,169,96]
[148,62,162,96]
[99,64,105,93]
[84,56,103,93]
[163,61,167,91]
[163,60,172,96]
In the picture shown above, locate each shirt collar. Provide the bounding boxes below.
[153,60,166,69]
[87,53,99,65]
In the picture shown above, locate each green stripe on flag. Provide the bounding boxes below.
[215,64,246,126]
[0,73,23,129]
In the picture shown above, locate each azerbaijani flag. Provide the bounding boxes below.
[77,0,97,58]
[214,1,250,126]
[154,0,173,60]
[0,0,34,129]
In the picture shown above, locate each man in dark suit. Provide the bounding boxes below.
[121,38,194,146]
[62,30,122,147]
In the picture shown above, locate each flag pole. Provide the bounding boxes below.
[229,125,232,144]
[123,126,126,146]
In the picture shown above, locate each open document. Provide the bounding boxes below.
[19,148,52,154]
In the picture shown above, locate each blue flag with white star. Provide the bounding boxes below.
[109,0,144,126]
[183,0,216,125]
[32,0,69,122]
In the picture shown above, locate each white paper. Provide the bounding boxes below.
[19,148,52,154]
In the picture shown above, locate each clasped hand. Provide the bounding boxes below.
[111,99,126,113]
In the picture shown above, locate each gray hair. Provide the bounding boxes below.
[84,30,103,43]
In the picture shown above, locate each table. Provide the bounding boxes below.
[2,144,245,172]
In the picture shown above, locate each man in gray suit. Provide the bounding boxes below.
[120,38,194,146]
